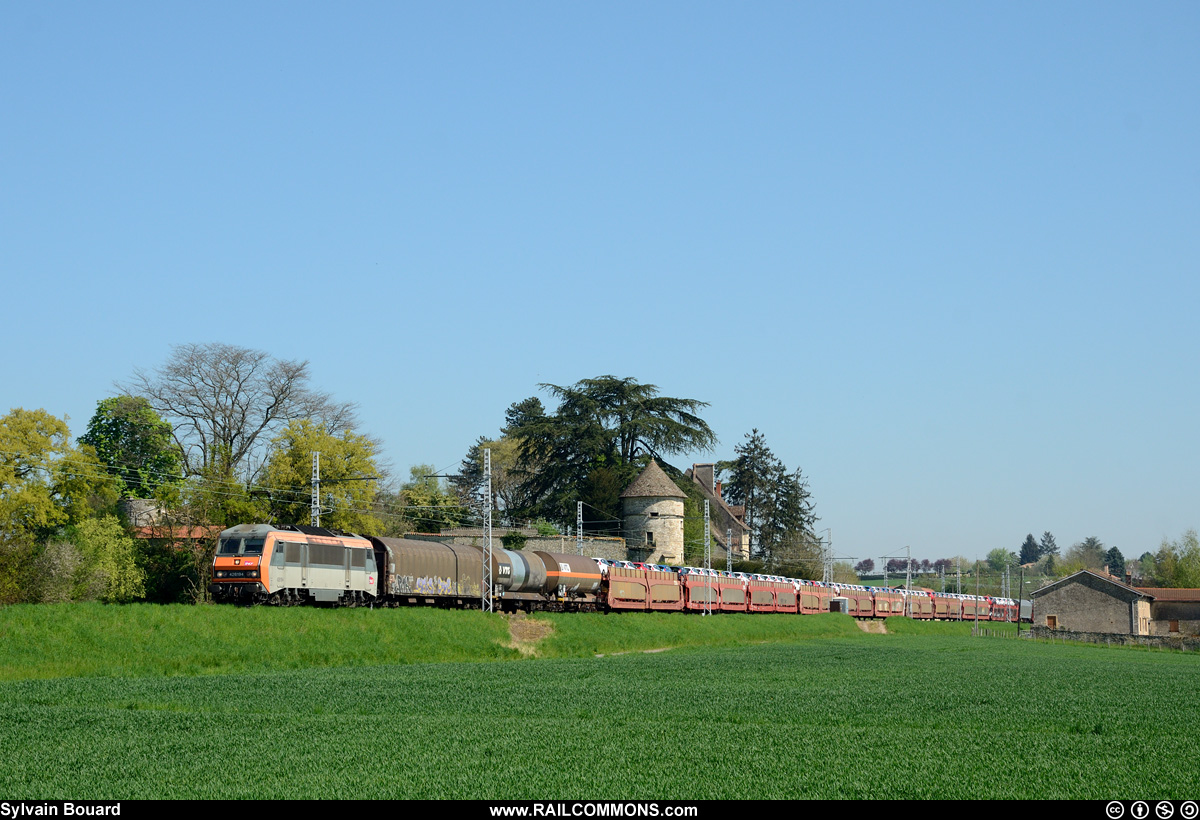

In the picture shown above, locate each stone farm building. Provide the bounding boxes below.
[1136,586,1200,637]
[1030,570,1153,636]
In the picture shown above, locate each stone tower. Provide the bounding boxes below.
[620,460,686,565]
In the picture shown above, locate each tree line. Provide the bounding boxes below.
[1,344,466,604]
[1010,530,1200,588]
[451,377,818,569]
[1,348,822,604]
[850,526,1200,594]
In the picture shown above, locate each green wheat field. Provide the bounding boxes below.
[0,604,1194,800]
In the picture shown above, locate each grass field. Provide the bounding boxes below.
[0,603,522,679]
[0,604,1195,800]
[0,604,869,679]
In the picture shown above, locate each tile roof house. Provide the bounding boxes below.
[1135,587,1200,636]
[685,463,751,562]
[1030,569,1153,635]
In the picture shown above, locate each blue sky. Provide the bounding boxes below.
[2,2,1197,564]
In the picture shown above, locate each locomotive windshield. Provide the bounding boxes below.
[217,538,265,555]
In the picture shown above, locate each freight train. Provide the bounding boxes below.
[210,523,1019,621]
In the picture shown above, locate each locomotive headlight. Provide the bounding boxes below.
[215,571,225,578]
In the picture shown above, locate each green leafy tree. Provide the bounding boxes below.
[260,419,383,534]
[830,561,858,584]
[719,430,816,564]
[30,516,144,603]
[456,435,536,523]
[770,531,824,579]
[512,377,716,526]
[79,396,181,498]
[1139,551,1157,582]
[988,548,1017,572]
[150,446,268,531]
[532,519,559,536]
[542,377,716,465]
[33,540,83,603]
[1152,530,1200,588]
[1039,531,1058,558]
[0,538,39,605]
[1019,534,1039,564]
[139,470,258,602]
[453,399,548,523]
[72,516,146,602]
[136,535,196,604]
[0,408,118,544]
[1066,537,1106,571]
[1104,546,1126,577]
[391,465,470,534]
[718,430,774,554]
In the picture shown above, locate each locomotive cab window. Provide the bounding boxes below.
[217,537,265,555]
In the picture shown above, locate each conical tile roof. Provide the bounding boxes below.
[620,460,687,499]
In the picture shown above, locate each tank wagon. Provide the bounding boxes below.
[211,524,1020,622]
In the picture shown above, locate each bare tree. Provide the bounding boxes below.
[123,343,357,480]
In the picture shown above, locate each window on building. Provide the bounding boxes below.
[1046,615,1058,629]
[646,531,654,544]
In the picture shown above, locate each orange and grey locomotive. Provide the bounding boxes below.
[211,524,378,605]
[211,524,602,609]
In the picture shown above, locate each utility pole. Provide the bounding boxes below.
[974,560,980,631]
[703,500,712,616]
[311,452,320,527]
[482,448,493,613]
[576,501,583,556]
[1017,566,1024,634]
[956,560,962,594]
[905,545,912,593]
